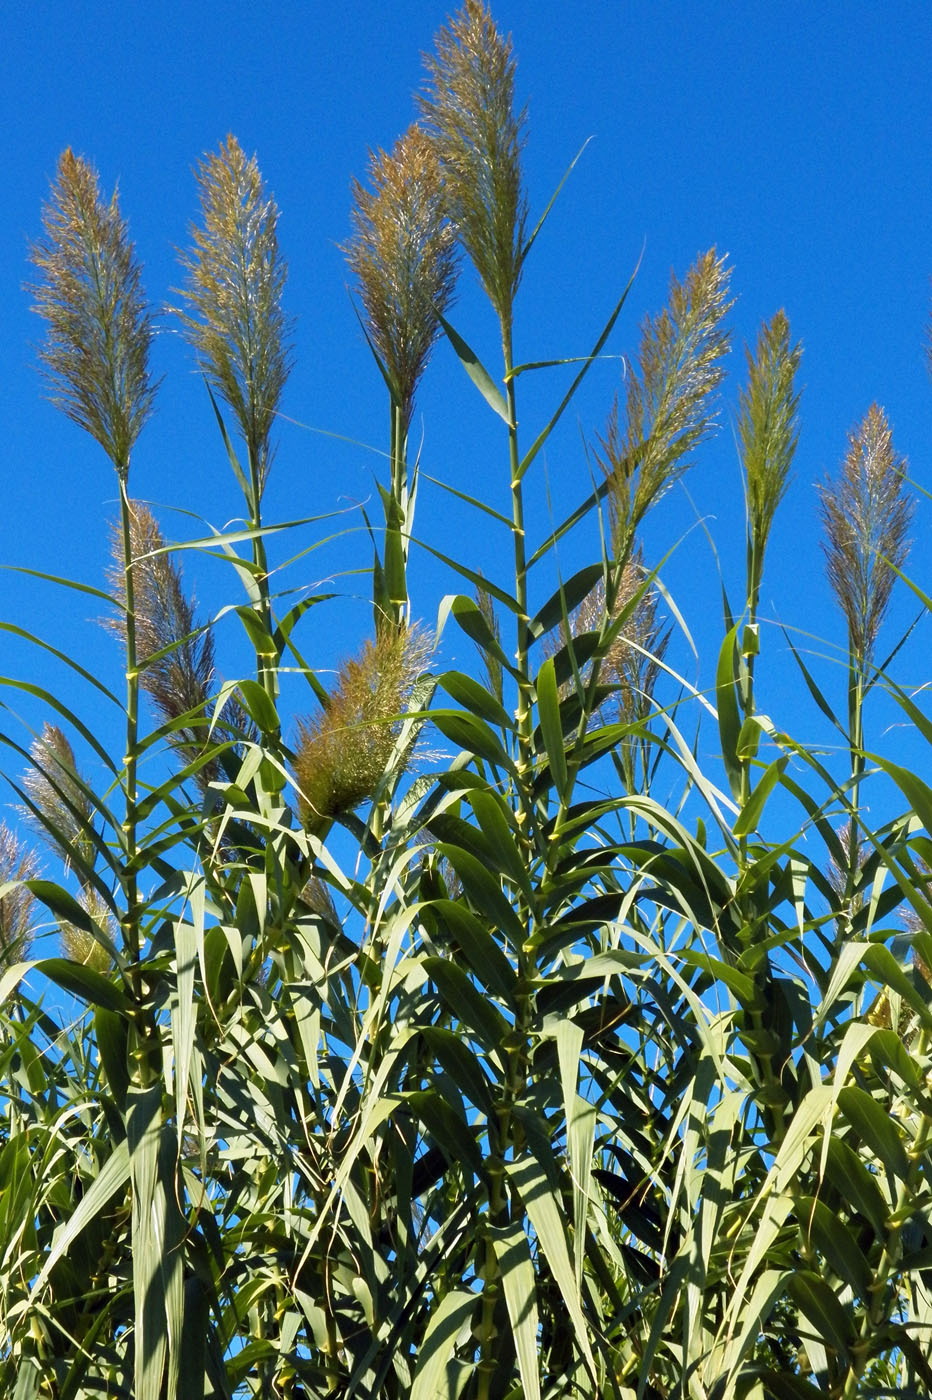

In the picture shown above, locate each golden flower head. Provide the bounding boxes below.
[107,502,214,734]
[597,250,732,553]
[29,149,156,476]
[345,125,458,429]
[818,404,913,667]
[22,724,96,877]
[293,623,429,831]
[739,309,802,572]
[176,135,292,490]
[419,0,527,338]
[0,822,39,968]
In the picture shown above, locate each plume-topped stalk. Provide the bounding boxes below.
[178,136,291,702]
[177,135,291,494]
[345,125,457,434]
[818,404,912,673]
[734,311,802,836]
[567,251,731,812]
[421,0,533,889]
[419,0,526,345]
[345,125,458,627]
[597,249,733,556]
[819,404,913,931]
[420,16,532,1377]
[30,150,156,995]
[739,310,802,617]
[29,150,157,478]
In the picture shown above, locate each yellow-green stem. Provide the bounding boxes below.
[248,444,278,710]
[118,477,142,1009]
[504,347,532,840]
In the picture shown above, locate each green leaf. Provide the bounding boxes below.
[440,670,514,731]
[837,1085,910,1181]
[788,1269,854,1358]
[733,755,789,837]
[234,605,276,661]
[528,563,605,640]
[491,1221,542,1400]
[16,953,128,1012]
[422,957,510,1057]
[797,1196,871,1298]
[420,1028,494,1116]
[436,844,526,950]
[519,136,592,268]
[431,708,515,770]
[823,1136,887,1237]
[467,789,534,903]
[716,623,744,801]
[517,266,639,483]
[410,1289,476,1400]
[437,313,510,423]
[128,1084,168,1400]
[430,900,517,1003]
[536,656,570,803]
[236,677,280,734]
[862,944,932,1031]
[401,1090,481,1173]
[507,1149,597,1381]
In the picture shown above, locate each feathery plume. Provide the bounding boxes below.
[550,550,668,723]
[176,135,291,487]
[0,823,39,967]
[293,624,430,831]
[22,725,96,875]
[60,886,115,973]
[596,250,732,550]
[419,0,527,337]
[107,502,214,738]
[739,310,802,571]
[345,125,458,429]
[817,404,913,666]
[29,149,156,475]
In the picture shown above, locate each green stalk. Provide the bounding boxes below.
[389,398,407,631]
[844,662,866,930]
[504,343,531,828]
[118,475,143,1015]
[476,335,535,1400]
[248,443,278,710]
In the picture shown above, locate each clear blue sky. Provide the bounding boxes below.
[3,1,932,898]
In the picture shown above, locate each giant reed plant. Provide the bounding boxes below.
[3,6,932,1399]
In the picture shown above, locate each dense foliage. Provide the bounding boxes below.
[3,5,932,1397]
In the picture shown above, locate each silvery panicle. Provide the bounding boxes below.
[176,135,292,492]
[345,125,458,431]
[0,823,39,968]
[596,249,733,555]
[106,502,215,737]
[22,724,96,877]
[29,149,156,477]
[419,0,527,342]
[818,404,913,669]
